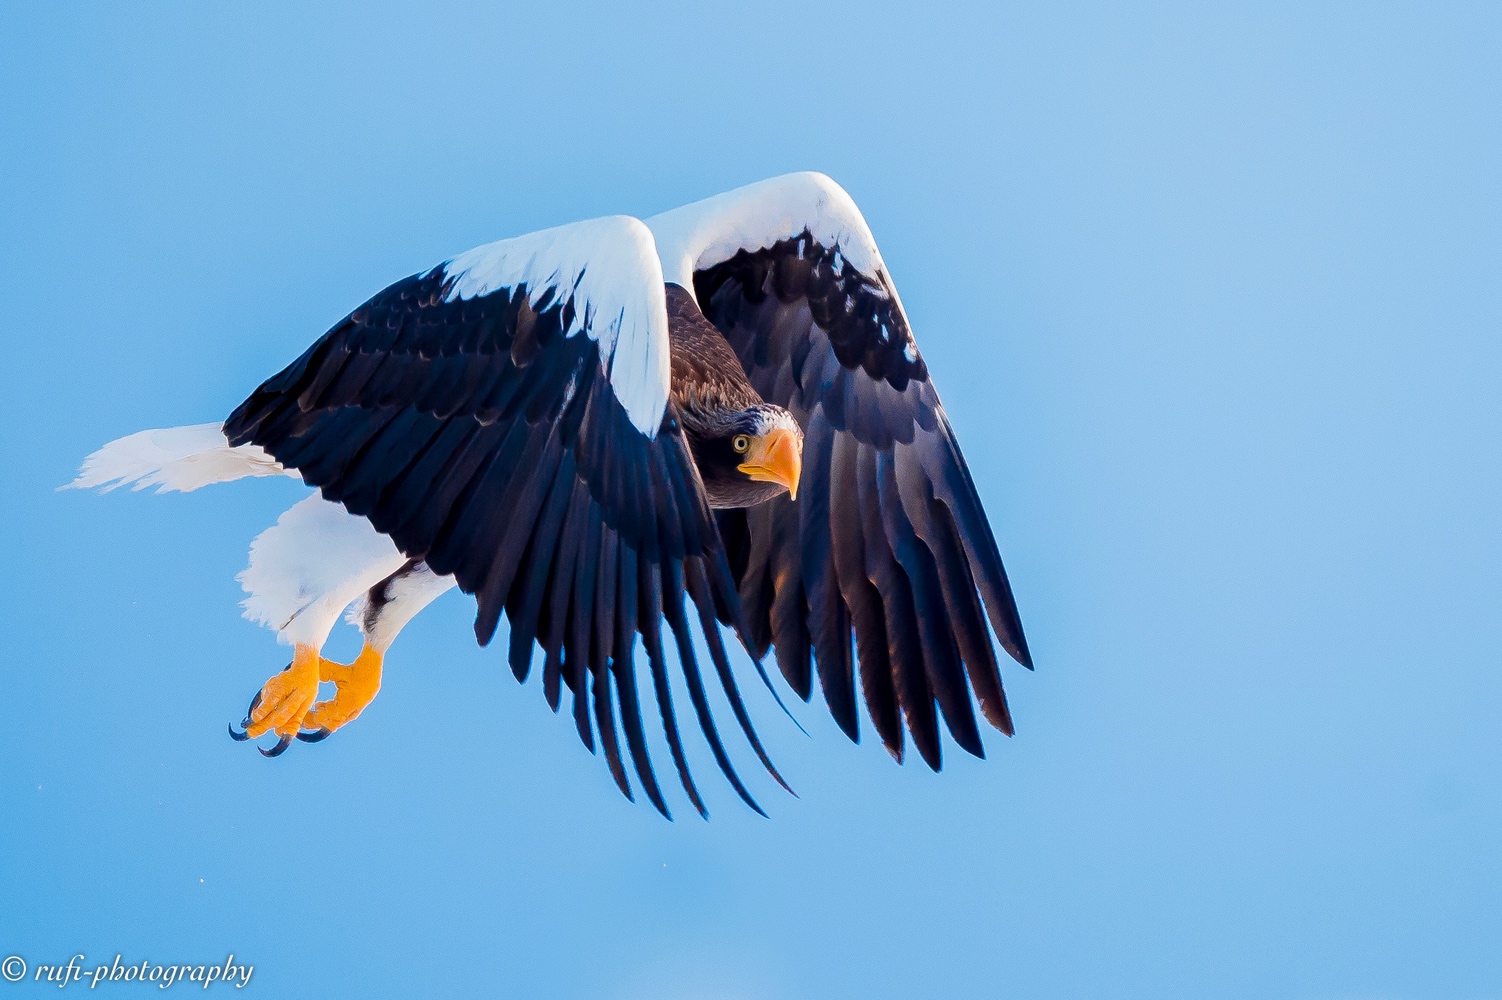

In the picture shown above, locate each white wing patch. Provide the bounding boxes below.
[646,172,888,292]
[441,215,671,437]
[62,423,300,494]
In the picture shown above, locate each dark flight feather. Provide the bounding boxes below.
[696,231,1031,770]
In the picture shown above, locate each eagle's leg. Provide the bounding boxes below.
[229,496,432,752]
[231,551,456,750]
[294,560,455,741]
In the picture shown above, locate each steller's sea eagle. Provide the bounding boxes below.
[68,172,1031,818]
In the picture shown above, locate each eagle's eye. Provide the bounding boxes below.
[732,434,751,454]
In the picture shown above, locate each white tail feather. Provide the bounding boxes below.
[62,423,301,494]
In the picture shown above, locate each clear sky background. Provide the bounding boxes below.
[2,3,1498,998]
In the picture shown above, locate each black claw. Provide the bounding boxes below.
[231,688,264,741]
[259,734,293,758]
[235,665,295,753]
[295,728,331,743]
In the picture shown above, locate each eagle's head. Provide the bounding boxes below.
[687,403,803,509]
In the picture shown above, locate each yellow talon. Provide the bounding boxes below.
[304,645,384,735]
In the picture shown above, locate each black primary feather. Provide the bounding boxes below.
[695,231,1030,771]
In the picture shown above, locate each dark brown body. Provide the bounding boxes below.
[664,283,763,425]
[664,283,799,509]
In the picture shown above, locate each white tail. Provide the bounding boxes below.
[62,423,301,494]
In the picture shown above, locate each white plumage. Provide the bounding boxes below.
[63,423,298,494]
[442,215,671,436]
[239,495,411,648]
[66,429,421,648]
[646,171,887,291]
[438,173,899,438]
[345,562,456,652]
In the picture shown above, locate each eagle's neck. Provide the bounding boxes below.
[663,282,763,438]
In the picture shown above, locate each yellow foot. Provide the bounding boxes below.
[229,644,323,756]
[229,645,385,756]
[302,646,383,737]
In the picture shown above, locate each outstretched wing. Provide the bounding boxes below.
[224,216,786,818]
[650,173,1031,770]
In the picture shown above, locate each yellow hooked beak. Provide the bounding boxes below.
[737,426,803,500]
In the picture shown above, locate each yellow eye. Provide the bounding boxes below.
[732,434,751,454]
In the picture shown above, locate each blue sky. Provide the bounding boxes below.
[2,3,1498,997]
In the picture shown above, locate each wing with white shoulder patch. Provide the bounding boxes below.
[661,171,1034,774]
[647,172,887,295]
[442,215,671,435]
[222,213,786,819]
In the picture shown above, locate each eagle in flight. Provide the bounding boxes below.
[69,173,1031,818]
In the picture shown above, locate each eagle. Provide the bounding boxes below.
[68,172,1031,818]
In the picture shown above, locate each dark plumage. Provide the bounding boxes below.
[697,231,1031,769]
[668,284,804,508]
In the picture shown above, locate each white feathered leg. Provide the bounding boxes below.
[238,494,409,648]
[232,495,410,753]
[346,562,459,653]
[291,562,459,740]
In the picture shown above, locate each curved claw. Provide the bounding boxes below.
[258,734,293,758]
[231,688,265,741]
[295,727,331,743]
